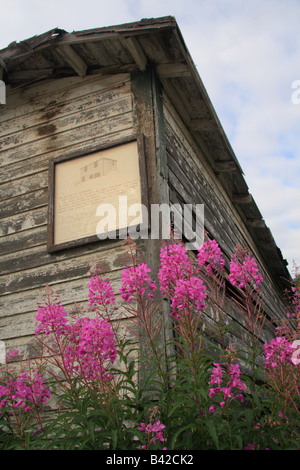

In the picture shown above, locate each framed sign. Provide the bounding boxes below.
[47,135,148,253]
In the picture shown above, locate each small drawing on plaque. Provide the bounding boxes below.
[80,157,117,182]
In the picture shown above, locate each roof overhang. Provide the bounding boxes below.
[0,16,291,292]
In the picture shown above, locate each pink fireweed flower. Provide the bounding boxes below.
[158,242,192,296]
[170,277,207,316]
[209,361,245,410]
[138,420,166,448]
[88,276,116,310]
[0,371,50,412]
[229,362,243,386]
[210,362,223,386]
[264,336,295,368]
[197,239,225,274]
[7,349,19,361]
[0,385,8,411]
[287,286,300,319]
[244,442,257,450]
[229,252,263,290]
[64,317,117,381]
[120,262,156,303]
[35,302,69,336]
[209,387,220,398]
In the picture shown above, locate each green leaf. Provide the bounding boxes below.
[168,400,184,418]
[205,419,219,450]
[111,429,118,449]
[87,419,95,443]
[244,408,254,430]
[170,423,195,449]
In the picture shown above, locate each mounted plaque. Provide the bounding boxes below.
[47,136,148,253]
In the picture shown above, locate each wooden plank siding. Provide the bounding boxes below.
[0,18,293,394]
[0,64,291,370]
[0,73,136,357]
[162,92,287,349]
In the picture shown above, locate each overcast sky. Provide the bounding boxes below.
[0,0,299,273]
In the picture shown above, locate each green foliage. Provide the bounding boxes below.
[0,237,299,450]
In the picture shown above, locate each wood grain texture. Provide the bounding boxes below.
[0,73,135,350]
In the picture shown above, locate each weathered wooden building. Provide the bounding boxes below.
[0,17,291,360]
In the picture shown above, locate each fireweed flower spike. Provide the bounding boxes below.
[64,317,117,381]
[35,302,70,337]
[158,241,193,296]
[287,285,300,319]
[210,362,223,386]
[7,349,19,361]
[264,336,295,368]
[0,371,50,414]
[120,262,156,303]
[35,285,117,383]
[138,420,167,449]
[170,276,207,317]
[209,361,246,410]
[197,239,225,275]
[228,249,263,290]
[88,275,116,310]
[158,240,207,321]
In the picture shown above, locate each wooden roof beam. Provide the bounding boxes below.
[8,68,54,81]
[89,64,138,76]
[214,160,238,172]
[156,63,190,78]
[247,218,266,228]
[57,44,87,77]
[123,36,147,72]
[232,193,253,204]
[189,118,218,131]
